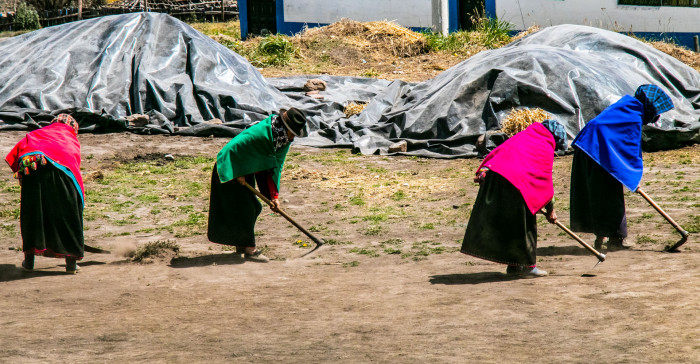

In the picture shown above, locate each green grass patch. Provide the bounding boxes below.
[362,225,384,236]
[324,239,352,245]
[362,213,388,223]
[391,190,406,201]
[636,235,658,244]
[349,194,365,206]
[349,248,380,257]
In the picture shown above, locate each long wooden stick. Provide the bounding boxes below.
[637,188,690,252]
[541,209,606,262]
[242,181,324,254]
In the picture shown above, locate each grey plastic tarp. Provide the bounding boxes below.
[0,13,698,157]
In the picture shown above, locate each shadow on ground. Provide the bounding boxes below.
[429,272,525,285]
[170,253,245,268]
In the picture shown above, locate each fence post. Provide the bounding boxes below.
[694,35,699,53]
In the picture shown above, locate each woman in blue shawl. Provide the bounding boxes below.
[569,85,674,251]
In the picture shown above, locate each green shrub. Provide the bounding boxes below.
[474,16,513,48]
[252,34,297,67]
[14,3,40,31]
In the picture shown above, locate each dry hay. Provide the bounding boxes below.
[344,102,368,117]
[130,240,180,264]
[298,18,428,57]
[509,25,541,43]
[500,108,551,137]
[647,41,700,72]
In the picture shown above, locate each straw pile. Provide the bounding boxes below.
[299,18,428,57]
[509,25,541,43]
[500,108,551,137]
[647,41,700,72]
[344,102,368,117]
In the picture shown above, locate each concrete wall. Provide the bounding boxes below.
[240,0,459,40]
[495,0,700,33]
[282,0,434,28]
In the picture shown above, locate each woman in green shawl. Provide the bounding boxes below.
[208,108,308,262]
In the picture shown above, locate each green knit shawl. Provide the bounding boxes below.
[215,116,290,190]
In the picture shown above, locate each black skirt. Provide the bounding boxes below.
[570,149,627,238]
[461,172,537,266]
[20,162,84,259]
[207,164,262,247]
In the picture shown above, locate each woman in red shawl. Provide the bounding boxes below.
[461,120,567,277]
[5,114,84,274]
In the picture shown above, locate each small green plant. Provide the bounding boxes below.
[360,68,380,78]
[384,248,401,255]
[474,15,513,48]
[686,215,700,233]
[343,260,360,268]
[362,225,384,236]
[131,240,180,263]
[14,3,40,31]
[324,239,352,245]
[636,235,658,244]
[349,248,380,257]
[391,190,406,201]
[349,194,365,206]
[362,213,388,223]
[252,34,298,67]
[379,238,403,246]
[419,222,435,230]
[424,30,472,53]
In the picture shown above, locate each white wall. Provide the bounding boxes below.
[283,0,434,28]
[496,0,700,33]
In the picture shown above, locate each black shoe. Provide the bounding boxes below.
[65,258,80,274]
[506,265,524,275]
[21,259,34,272]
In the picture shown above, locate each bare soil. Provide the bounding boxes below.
[0,131,697,363]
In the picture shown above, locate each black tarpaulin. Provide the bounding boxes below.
[0,14,698,157]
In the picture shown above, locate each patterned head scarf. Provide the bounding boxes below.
[50,113,79,134]
[541,119,568,151]
[634,85,674,124]
[271,115,290,151]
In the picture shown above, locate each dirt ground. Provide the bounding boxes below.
[0,132,697,363]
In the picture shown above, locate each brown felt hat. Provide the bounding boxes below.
[280,108,308,137]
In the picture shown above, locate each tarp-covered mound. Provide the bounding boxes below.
[0,12,295,135]
[0,15,699,157]
[299,24,700,157]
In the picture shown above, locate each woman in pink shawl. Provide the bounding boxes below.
[5,114,84,274]
[461,120,567,277]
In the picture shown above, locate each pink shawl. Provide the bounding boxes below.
[5,123,84,201]
[477,122,555,215]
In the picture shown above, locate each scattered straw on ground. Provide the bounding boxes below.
[500,108,551,137]
[344,102,368,117]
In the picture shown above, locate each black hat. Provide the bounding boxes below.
[280,108,308,137]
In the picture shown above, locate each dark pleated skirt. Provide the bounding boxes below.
[570,149,627,238]
[461,172,537,266]
[20,162,84,259]
[207,164,262,247]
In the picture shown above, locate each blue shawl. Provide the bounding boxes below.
[572,95,644,191]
